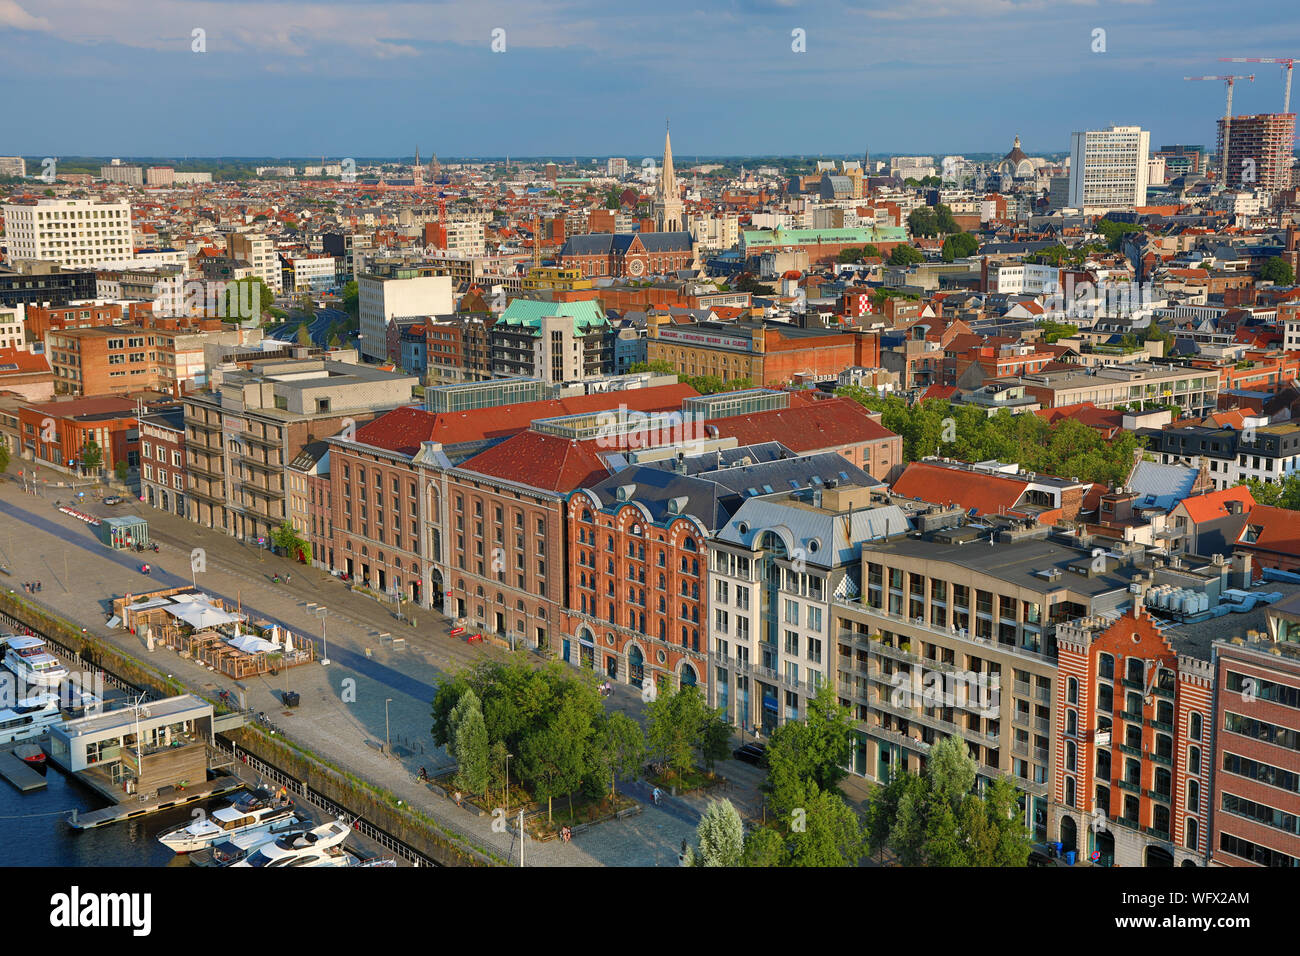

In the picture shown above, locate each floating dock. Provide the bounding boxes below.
[0,747,46,791]
[67,773,244,830]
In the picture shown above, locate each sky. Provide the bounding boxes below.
[2,0,1299,159]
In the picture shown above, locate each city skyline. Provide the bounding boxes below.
[1,0,1298,156]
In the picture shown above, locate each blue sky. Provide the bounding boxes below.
[2,0,1298,158]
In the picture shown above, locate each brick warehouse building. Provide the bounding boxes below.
[563,469,711,695]
[1053,608,1213,867]
[647,320,881,387]
[326,382,700,625]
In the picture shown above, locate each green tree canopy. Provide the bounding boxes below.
[888,244,925,266]
[940,232,979,262]
[1261,257,1296,286]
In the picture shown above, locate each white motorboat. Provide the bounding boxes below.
[231,819,356,868]
[190,822,312,867]
[0,693,62,745]
[158,788,300,854]
[2,635,69,689]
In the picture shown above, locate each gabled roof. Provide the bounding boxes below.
[1126,460,1199,511]
[1177,485,1255,525]
[1238,504,1300,557]
[457,431,615,493]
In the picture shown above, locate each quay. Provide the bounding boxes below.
[65,771,243,830]
[0,743,47,791]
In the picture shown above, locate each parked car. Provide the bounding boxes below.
[1028,843,1070,867]
[102,495,124,505]
[732,742,767,766]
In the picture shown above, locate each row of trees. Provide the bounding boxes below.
[835,389,1145,487]
[432,660,730,820]
[906,203,960,238]
[865,735,1032,865]
[683,685,867,866]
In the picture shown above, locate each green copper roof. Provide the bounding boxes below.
[741,226,907,245]
[497,298,611,334]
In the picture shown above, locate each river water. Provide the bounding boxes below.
[0,762,228,867]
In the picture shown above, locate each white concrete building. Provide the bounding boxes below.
[0,303,25,350]
[1,198,133,269]
[1068,126,1150,215]
[357,271,453,362]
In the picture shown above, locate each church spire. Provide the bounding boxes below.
[655,120,683,232]
[660,121,677,200]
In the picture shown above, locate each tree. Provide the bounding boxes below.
[591,710,646,797]
[342,280,359,317]
[765,683,852,815]
[1261,257,1296,286]
[687,799,746,867]
[80,440,103,474]
[1245,475,1300,510]
[452,695,489,796]
[934,203,959,234]
[270,521,309,562]
[888,244,924,266]
[0,443,9,474]
[296,323,312,347]
[741,825,787,867]
[114,460,128,483]
[329,333,343,349]
[785,782,867,867]
[645,686,708,777]
[1094,217,1144,251]
[940,232,979,262]
[907,206,939,238]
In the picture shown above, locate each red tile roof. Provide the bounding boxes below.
[706,397,898,451]
[1033,402,1124,436]
[1179,485,1255,525]
[1238,504,1300,557]
[0,347,51,375]
[891,461,1026,516]
[353,383,700,456]
[458,431,614,492]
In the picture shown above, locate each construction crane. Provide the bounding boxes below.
[1185,74,1255,182]
[1220,57,1296,113]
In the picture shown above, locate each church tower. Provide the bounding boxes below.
[413,146,423,188]
[653,123,683,233]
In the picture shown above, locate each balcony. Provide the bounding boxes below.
[1143,789,1172,803]
[1147,751,1173,767]
[831,601,1053,665]
[1116,778,1141,794]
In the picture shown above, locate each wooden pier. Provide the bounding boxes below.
[67,772,244,830]
[0,746,46,791]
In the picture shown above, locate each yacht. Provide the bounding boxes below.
[0,693,62,746]
[231,819,356,868]
[190,823,312,867]
[2,636,69,689]
[158,788,300,854]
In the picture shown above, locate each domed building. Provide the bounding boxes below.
[997,136,1036,180]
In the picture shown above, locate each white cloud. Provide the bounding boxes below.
[0,0,53,31]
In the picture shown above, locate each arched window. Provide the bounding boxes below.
[1156,700,1174,726]
[683,537,698,552]
[1066,740,1076,772]
[1189,712,1202,741]
[1067,677,1078,705]
[1185,817,1199,851]
[1189,745,1201,775]
[1065,776,1076,808]
[1187,779,1200,814]
[1067,709,1077,736]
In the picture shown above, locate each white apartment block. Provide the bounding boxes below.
[225,232,282,294]
[2,198,133,269]
[0,304,25,350]
[357,272,453,362]
[0,157,25,178]
[282,254,337,292]
[686,213,740,250]
[1068,126,1150,214]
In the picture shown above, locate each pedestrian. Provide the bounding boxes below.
[652,787,661,806]
[454,791,462,806]
[285,572,291,583]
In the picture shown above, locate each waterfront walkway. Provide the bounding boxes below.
[0,467,762,865]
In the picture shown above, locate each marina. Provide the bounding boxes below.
[0,743,47,791]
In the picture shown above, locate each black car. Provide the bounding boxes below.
[733,742,767,766]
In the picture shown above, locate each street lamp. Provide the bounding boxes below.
[317,606,330,665]
[384,698,393,756]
